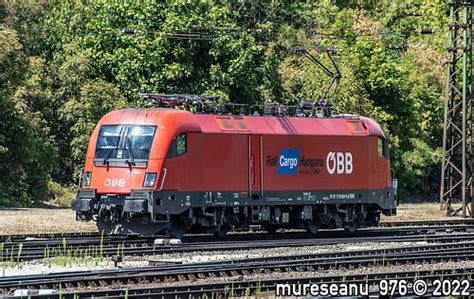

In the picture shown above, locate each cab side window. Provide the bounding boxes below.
[378,137,389,159]
[167,133,187,158]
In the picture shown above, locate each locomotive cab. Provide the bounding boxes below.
[72,108,199,235]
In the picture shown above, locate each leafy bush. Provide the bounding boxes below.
[47,181,76,208]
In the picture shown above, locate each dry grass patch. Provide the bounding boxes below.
[0,208,96,235]
[381,202,463,222]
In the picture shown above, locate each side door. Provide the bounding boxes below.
[249,135,263,199]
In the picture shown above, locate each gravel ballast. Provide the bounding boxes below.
[2,240,432,277]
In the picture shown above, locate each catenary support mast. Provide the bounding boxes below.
[440,0,473,217]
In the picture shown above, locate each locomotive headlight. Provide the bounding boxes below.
[143,172,157,188]
[82,171,92,187]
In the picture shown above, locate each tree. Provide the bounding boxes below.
[61,79,127,177]
[0,1,452,204]
[0,27,55,205]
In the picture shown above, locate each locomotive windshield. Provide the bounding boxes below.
[95,125,156,165]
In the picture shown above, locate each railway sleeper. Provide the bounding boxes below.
[296,266,305,272]
[151,277,160,283]
[164,276,175,283]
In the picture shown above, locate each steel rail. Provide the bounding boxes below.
[378,219,474,227]
[4,230,474,262]
[2,240,474,294]
[3,223,474,248]
[1,219,474,243]
[54,268,474,298]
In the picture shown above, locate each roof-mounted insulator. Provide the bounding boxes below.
[140,93,339,118]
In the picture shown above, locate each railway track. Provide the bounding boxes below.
[2,224,474,262]
[378,219,474,227]
[2,241,474,297]
[1,219,473,243]
[61,268,474,298]
[2,222,474,262]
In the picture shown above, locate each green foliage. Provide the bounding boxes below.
[47,181,75,208]
[400,139,442,195]
[0,1,450,204]
[61,78,127,178]
[276,1,446,200]
[0,27,56,204]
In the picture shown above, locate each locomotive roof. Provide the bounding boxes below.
[99,108,385,137]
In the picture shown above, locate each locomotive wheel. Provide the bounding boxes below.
[169,217,186,238]
[214,223,232,238]
[264,225,278,234]
[368,211,381,226]
[344,221,359,233]
[304,219,321,235]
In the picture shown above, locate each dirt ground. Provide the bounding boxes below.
[0,208,96,235]
[380,202,459,221]
[0,202,461,235]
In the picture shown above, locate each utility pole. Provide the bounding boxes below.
[440,0,473,217]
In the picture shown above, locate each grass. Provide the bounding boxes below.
[16,243,22,267]
[0,233,120,270]
[42,242,110,267]
[256,280,261,293]
[0,243,24,269]
[40,231,121,267]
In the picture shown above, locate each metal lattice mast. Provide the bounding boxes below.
[440,0,473,217]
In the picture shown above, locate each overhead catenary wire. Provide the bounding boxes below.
[3,22,446,42]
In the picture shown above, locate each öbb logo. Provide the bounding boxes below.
[326,152,353,174]
[278,149,300,174]
[104,178,125,187]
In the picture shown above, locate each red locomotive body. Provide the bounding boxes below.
[73,106,397,236]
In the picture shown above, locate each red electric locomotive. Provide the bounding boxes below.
[72,95,397,236]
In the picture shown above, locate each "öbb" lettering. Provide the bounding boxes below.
[326,152,353,174]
